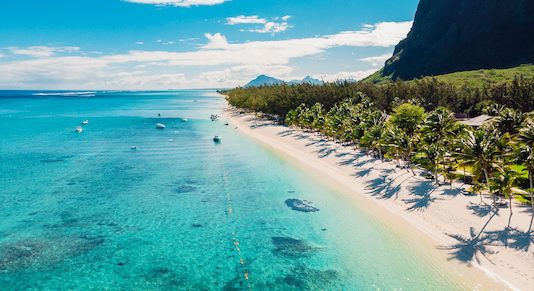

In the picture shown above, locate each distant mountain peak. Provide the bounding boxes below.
[244,75,323,88]
[243,75,285,88]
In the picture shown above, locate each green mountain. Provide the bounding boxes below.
[378,0,534,81]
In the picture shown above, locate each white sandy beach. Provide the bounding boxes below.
[223,106,534,290]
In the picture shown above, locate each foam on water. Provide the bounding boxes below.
[0,90,462,289]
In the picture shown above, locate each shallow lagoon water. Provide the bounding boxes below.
[0,90,461,290]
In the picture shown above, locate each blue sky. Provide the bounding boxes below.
[0,0,419,89]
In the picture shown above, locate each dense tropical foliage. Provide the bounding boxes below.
[226,76,534,120]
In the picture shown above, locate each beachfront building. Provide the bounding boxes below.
[458,114,494,127]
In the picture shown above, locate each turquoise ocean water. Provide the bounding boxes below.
[0,90,461,290]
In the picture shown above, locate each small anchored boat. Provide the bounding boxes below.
[156,123,166,129]
[213,136,221,143]
[82,120,89,125]
[181,118,188,122]
[75,126,83,133]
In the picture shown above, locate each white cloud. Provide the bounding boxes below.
[8,46,80,58]
[315,69,379,82]
[360,53,391,66]
[251,21,289,34]
[122,0,229,7]
[226,15,291,34]
[0,22,412,89]
[179,37,200,42]
[226,15,266,25]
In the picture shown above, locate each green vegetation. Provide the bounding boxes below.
[226,69,534,119]
[429,65,534,87]
[366,64,534,87]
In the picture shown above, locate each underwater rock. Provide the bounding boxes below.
[0,235,104,271]
[271,236,318,257]
[143,267,185,288]
[285,199,319,213]
[173,185,197,194]
[278,265,339,289]
[40,155,73,163]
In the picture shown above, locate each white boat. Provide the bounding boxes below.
[156,123,166,129]
[181,118,188,122]
[75,126,83,133]
[130,146,137,150]
[82,120,89,125]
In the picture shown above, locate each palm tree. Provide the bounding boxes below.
[490,167,517,219]
[517,119,534,213]
[384,125,416,173]
[361,122,386,160]
[492,108,524,137]
[458,128,501,204]
[420,107,456,184]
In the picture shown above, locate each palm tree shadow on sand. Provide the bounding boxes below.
[441,213,534,264]
[365,177,401,200]
[403,180,441,212]
[440,213,498,264]
[466,202,494,218]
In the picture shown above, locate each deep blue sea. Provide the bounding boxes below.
[0,90,461,290]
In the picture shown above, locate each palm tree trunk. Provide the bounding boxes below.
[483,168,496,208]
[379,148,383,161]
[509,194,513,216]
[530,172,534,215]
[434,164,439,185]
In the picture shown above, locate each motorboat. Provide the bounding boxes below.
[156,123,166,129]
[75,126,83,133]
[181,118,188,122]
[130,146,137,150]
[213,136,221,143]
[82,120,89,125]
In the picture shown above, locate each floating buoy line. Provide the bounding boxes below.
[219,157,252,290]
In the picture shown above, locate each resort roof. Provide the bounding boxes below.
[459,114,494,127]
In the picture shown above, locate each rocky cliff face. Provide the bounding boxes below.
[381,0,534,80]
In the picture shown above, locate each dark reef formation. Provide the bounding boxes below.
[285,199,319,213]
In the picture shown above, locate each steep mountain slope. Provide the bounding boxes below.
[381,0,534,80]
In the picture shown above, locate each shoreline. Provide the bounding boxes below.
[222,106,534,290]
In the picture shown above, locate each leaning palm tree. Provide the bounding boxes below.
[458,128,501,203]
[517,119,534,213]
